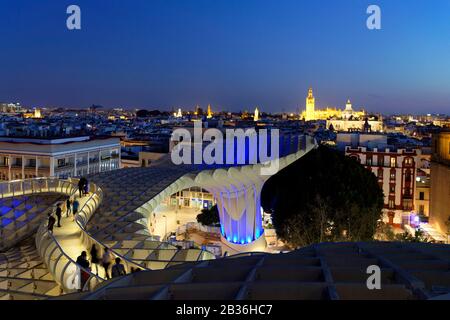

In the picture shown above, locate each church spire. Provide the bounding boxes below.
[207,104,213,119]
[305,87,315,121]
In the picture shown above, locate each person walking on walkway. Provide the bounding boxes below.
[90,244,100,276]
[102,247,113,280]
[72,199,80,221]
[76,251,91,291]
[66,198,72,218]
[111,257,126,278]
[78,177,86,198]
[55,203,62,227]
[84,179,90,196]
[47,213,56,233]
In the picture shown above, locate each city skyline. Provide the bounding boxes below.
[1,0,450,114]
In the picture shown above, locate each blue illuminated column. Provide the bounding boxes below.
[215,183,266,252]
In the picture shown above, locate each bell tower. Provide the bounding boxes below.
[305,87,315,121]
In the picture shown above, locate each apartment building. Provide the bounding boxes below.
[340,133,426,227]
[0,136,120,180]
[430,131,450,238]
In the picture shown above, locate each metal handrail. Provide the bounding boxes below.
[72,182,147,272]
[35,221,104,293]
[1,177,214,289]
[0,178,77,250]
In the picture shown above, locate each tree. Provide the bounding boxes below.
[395,228,431,243]
[375,221,396,241]
[196,205,220,227]
[261,145,384,248]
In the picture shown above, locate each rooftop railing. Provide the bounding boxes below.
[35,219,103,293]
[0,177,102,293]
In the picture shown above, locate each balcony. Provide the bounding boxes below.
[55,163,74,170]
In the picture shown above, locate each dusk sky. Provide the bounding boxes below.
[1,0,449,114]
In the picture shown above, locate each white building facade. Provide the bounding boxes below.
[0,136,120,180]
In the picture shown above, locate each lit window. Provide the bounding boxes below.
[390,157,396,168]
[388,199,395,209]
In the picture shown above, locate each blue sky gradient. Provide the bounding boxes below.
[0,0,449,114]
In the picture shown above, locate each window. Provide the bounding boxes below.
[377,156,384,167]
[405,158,413,166]
[15,158,22,166]
[57,159,66,167]
[404,188,411,197]
[28,159,36,167]
[390,157,397,168]
[419,192,425,200]
[389,186,395,194]
[366,157,372,166]
[388,199,395,209]
[419,205,424,214]
[390,172,396,180]
[378,169,383,180]
[402,199,413,210]
[405,171,412,182]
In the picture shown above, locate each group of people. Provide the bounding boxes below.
[47,176,87,233]
[47,197,80,233]
[76,245,129,290]
[78,177,90,198]
[45,176,136,291]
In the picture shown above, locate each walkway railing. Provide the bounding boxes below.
[1,177,216,293]
[0,178,76,199]
[0,177,103,293]
[72,181,148,273]
[35,221,103,293]
[72,182,214,271]
[0,178,76,250]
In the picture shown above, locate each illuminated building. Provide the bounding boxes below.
[327,116,383,133]
[253,107,259,122]
[304,87,315,121]
[0,136,120,181]
[342,99,356,119]
[430,131,450,239]
[207,104,213,119]
[34,108,42,119]
[415,152,431,218]
[0,103,23,114]
[301,88,368,123]
[343,133,421,227]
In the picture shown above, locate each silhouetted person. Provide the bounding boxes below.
[84,180,90,195]
[78,177,86,197]
[72,199,80,220]
[66,198,72,217]
[76,251,90,291]
[47,213,56,233]
[111,257,126,278]
[102,247,113,280]
[90,244,100,275]
[55,203,62,227]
